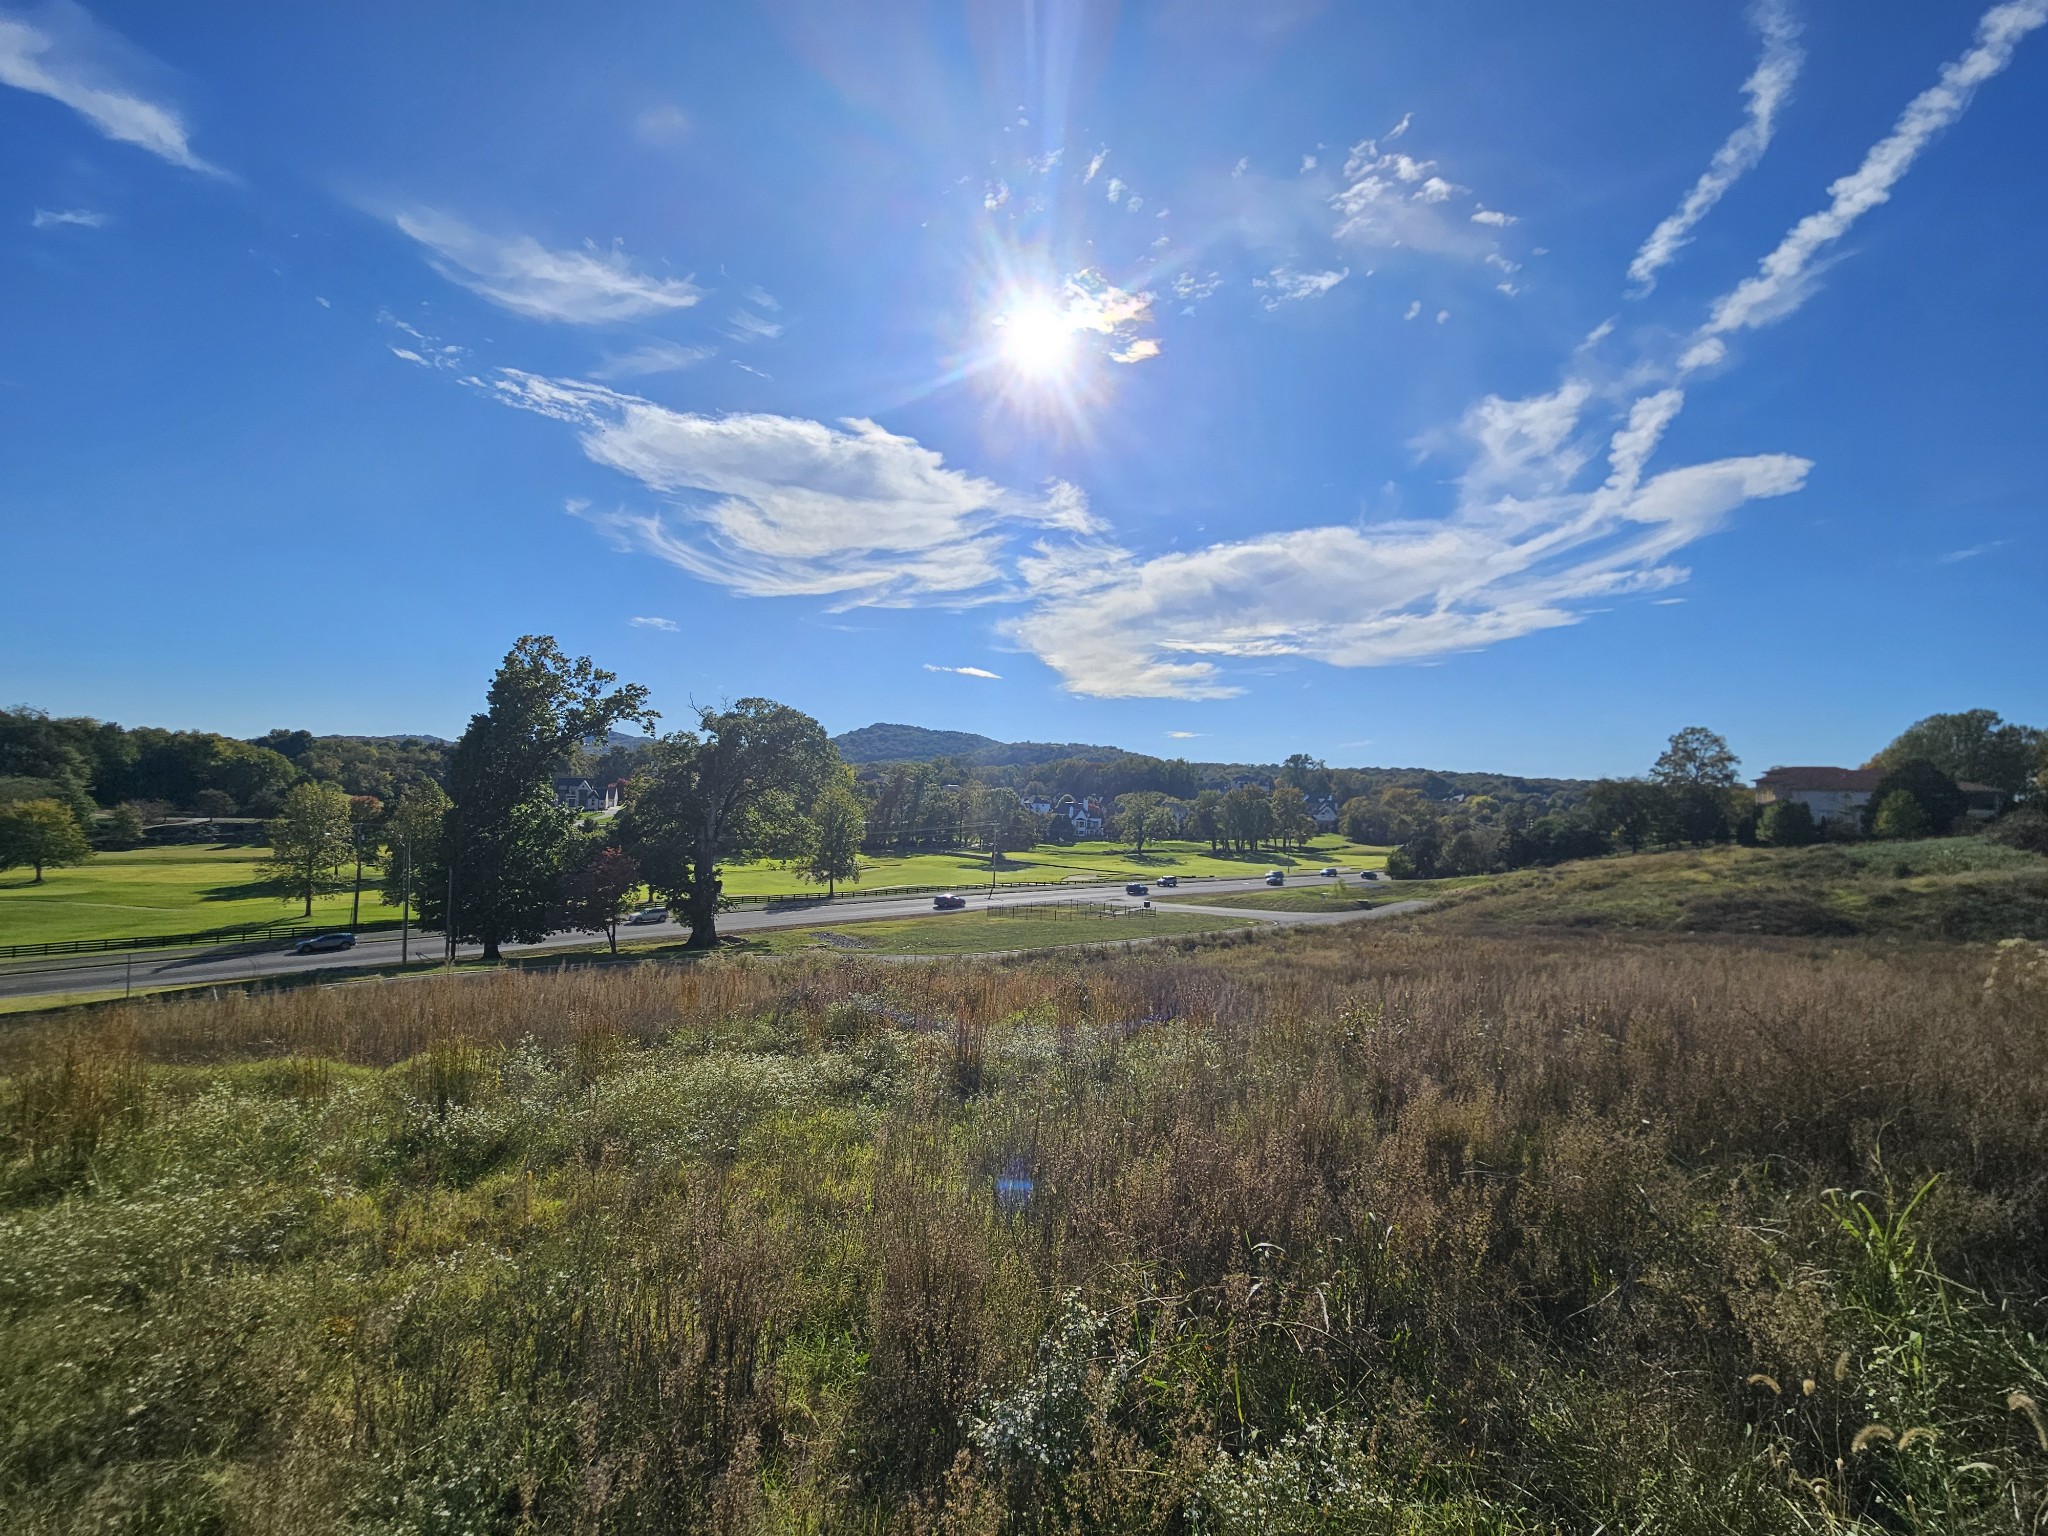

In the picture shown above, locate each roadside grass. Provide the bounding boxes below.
[1426,835,2048,940]
[2,926,2044,1530]
[0,846,401,946]
[736,907,1256,954]
[1155,882,1384,912]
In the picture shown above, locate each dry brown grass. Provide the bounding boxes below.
[3,923,2045,1532]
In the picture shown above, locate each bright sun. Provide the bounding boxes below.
[997,300,1077,377]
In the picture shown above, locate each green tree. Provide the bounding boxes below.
[1651,728,1741,846]
[1862,760,1964,838]
[1189,789,1225,851]
[1873,789,1930,840]
[1269,785,1314,851]
[1759,799,1818,847]
[381,779,449,948]
[422,637,653,961]
[618,698,834,950]
[1113,791,1178,854]
[0,798,93,883]
[94,803,147,849]
[1587,779,1656,853]
[802,777,866,896]
[1868,710,2044,797]
[555,844,641,955]
[264,782,352,916]
[346,795,384,929]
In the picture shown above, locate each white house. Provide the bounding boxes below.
[1310,796,1341,832]
[1754,766,2006,826]
[552,776,621,812]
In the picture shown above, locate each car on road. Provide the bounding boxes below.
[933,893,967,910]
[1318,866,1339,877]
[291,932,355,954]
[1125,882,1148,896]
[1361,870,1380,881]
[625,906,669,925]
[1265,870,1286,886]
[1156,875,1178,888]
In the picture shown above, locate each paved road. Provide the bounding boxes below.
[0,871,1410,1004]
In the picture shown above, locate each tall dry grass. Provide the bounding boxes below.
[2,925,2045,1532]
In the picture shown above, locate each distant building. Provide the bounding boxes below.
[552,776,620,812]
[1309,796,1341,832]
[1754,766,2005,827]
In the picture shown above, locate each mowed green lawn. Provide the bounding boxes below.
[719,836,1390,896]
[0,846,402,946]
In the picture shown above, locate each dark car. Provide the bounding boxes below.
[1156,875,1179,888]
[1318,866,1340,878]
[1125,882,1148,896]
[292,932,356,954]
[933,893,967,910]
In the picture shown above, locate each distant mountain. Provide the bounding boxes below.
[832,722,1123,767]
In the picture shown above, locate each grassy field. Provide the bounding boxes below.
[719,835,1389,896]
[2,924,2044,1531]
[1422,835,2048,940]
[738,906,1256,954]
[0,838,1387,947]
[1158,881,1383,912]
[0,846,402,946]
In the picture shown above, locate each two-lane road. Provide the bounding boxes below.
[0,871,1408,1005]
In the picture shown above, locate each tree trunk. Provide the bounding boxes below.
[303,886,313,917]
[481,938,501,962]
[685,814,720,949]
[32,862,44,884]
[350,852,363,928]
[607,920,618,956]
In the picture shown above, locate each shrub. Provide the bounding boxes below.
[1759,798,1817,847]
[1987,811,2048,856]
[1874,789,1930,840]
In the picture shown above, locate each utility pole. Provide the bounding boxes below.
[399,839,411,965]
[445,859,456,968]
[989,820,1000,901]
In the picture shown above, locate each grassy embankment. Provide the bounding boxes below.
[0,838,1388,947]
[3,916,2046,1532]
[1419,835,2048,940]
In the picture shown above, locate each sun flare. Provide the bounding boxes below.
[996,299,1078,377]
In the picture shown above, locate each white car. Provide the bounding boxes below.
[625,906,669,925]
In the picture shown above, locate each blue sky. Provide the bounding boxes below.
[3,1,2044,778]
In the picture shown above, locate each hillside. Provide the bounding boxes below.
[1420,834,2048,941]
[830,722,1122,766]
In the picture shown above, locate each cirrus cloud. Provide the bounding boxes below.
[394,208,702,324]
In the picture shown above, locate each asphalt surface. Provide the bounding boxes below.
[0,871,1414,1004]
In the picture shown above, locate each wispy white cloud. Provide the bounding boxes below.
[1470,206,1515,227]
[634,102,690,146]
[1936,539,2005,563]
[1165,730,1204,739]
[593,341,715,379]
[1326,132,1502,259]
[483,370,1101,605]
[0,3,222,174]
[394,208,702,324]
[630,615,679,630]
[924,664,1001,679]
[29,205,104,228]
[1255,266,1350,309]
[1686,0,2045,354]
[1085,148,1108,182]
[1629,0,1803,294]
[724,308,784,341]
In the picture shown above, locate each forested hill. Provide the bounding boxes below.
[830,723,1123,767]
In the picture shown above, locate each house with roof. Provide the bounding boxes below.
[1309,795,1341,832]
[552,776,621,813]
[1755,766,2006,827]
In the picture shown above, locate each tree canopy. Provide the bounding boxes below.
[1867,710,2043,797]
[0,798,93,884]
